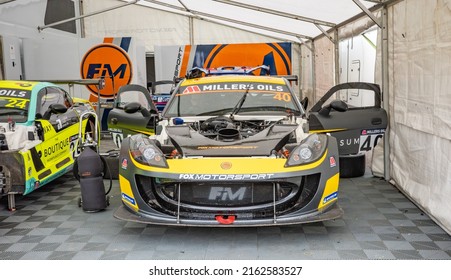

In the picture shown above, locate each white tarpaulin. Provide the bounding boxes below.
[82,0,291,53]
[386,0,451,233]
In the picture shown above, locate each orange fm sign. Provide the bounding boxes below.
[80,38,133,99]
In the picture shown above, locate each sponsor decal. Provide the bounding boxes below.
[0,89,28,98]
[200,83,284,92]
[151,95,170,103]
[197,145,257,150]
[361,128,385,135]
[182,85,201,94]
[209,187,246,201]
[44,138,70,158]
[174,46,183,78]
[339,138,360,147]
[121,193,135,205]
[121,158,128,169]
[80,42,133,99]
[323,191,338,204]
[329,156,336,168]
[178,173,275,180]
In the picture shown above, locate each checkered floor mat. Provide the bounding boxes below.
[1,173,450,260]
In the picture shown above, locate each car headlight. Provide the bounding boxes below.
[129,134,168,168]
[285,134,328,167]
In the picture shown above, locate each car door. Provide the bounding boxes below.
[309,82,387,156]
[34,86,79,170]
[107,84,158,148]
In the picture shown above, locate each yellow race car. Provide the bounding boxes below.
[113,67,344,226]
[0,80,97,210]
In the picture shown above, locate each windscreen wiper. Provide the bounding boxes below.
[229,84,251,120]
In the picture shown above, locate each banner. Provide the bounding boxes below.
[155,42,292,81]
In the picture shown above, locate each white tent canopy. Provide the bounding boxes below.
[78,0,385,48]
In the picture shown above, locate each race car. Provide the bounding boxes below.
[149,80,175,112]
[0,80,97,210]
[113,66,344,226]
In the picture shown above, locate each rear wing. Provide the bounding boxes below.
[37,78,105,96]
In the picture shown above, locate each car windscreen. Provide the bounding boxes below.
[164,81,301,117]
[0,87,31,123]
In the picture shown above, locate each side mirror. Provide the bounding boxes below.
[319,100,348,117]
[124,102,141,114]
[42,103,68,120]
[124,102,152,117]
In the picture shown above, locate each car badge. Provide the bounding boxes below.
[220,162,232,170]
[329,156,336,168]
[121,158,128,169]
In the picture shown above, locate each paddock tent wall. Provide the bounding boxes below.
[383,0,451,234]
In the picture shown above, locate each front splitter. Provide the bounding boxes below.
[113,203,344,227]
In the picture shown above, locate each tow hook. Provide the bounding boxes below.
[215,215,236,225]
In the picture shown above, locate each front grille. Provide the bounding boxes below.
[135,173,320,219]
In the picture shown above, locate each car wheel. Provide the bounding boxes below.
[339,153,366,178]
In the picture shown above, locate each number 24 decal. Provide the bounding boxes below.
[3,98,29,109]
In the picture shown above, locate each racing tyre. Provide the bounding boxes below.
[339,153,366,178]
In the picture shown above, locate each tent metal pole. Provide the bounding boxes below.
[189,16,194,45]
[352,0,382,28]
[334,29,340,85]
[312,41,317,104]
[213,0,336,28]
[381,5,390,181]
[315,24,335,44]
[141,0,313,40]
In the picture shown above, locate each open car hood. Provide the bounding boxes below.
[166,124,297,157]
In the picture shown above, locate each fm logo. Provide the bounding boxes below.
[80,43,133,99]
[87,64,127,79]
[209,187,246,201]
